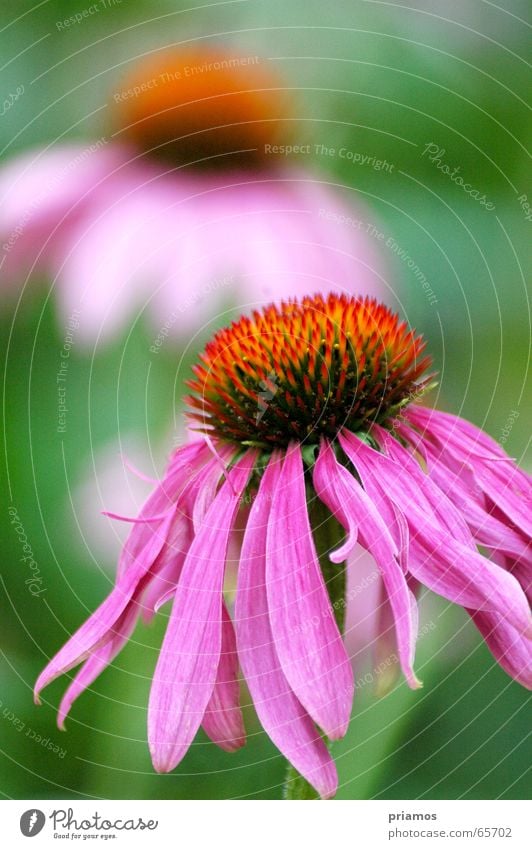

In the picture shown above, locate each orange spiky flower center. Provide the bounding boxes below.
[113,47,290,167]
[186,293,433,448]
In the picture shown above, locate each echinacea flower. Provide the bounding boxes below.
[35,293,531,799]
[0,48,386,344]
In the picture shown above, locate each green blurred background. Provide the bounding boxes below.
[1,0,530,800]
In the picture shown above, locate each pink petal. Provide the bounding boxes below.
[0,145,124,227]
[407,406,532,538]
[117,441,208,579]
[266,443,353,740]
[315,439,420,689]
[341,430,531,634]
[140,516,193,623]
[57,605,138,729]
[407,405,507,459]
[201,602,246,752]
[405,427,531,561]
[469,609,532,689]
[505,558,532,605]
[236,452,337,799]
[34,508,176,703]
[36,442,210,701]
[0,145,126,285]
[148,451,255,773]
[374,424,473,547]
[190,443,233,533]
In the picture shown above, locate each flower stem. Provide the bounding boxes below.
[282,493,347,800]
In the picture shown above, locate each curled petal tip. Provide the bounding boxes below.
[57,700,70,731]
[217,735,246,753]
[33,675,46,705]
[404,666,423,691]
[328,546,352,565]
[324,716,350,742]
[153,587,176,613]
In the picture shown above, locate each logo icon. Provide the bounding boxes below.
[20,810,45,837]
[256,372,279,423]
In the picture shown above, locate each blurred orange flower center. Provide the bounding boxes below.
[114,47,290,166]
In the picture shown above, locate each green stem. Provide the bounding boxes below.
[283,492,347,800]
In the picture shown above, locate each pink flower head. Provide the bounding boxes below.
[35,293,531,798]
[1,48,387,344]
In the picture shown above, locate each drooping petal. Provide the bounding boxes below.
[396,421,531,562]
[201,602,246,752]
[148,451,255,773]
[469,609,532,689]
[406,405,506,458]
[372,581,406,697]
[373,424,473,547]
[266,443,353,739]
[314,439,420,689]
[35,442,219,708]
[57,604,138,729]
[34,508,176,703]
[406,406,532,538]
[310,443,359,565]
[117,440,209,579]
[340,430,531,634]
[236,452,337,799]
[504,557,532,605]
[140,516,193,624]
[190,443,233,533]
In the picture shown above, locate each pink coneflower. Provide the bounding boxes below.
[0,48,386,343]
[35,293,531,799]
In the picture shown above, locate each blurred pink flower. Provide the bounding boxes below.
[0,149,386,343]
[0,49,387,344]
[35,294,531,798]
